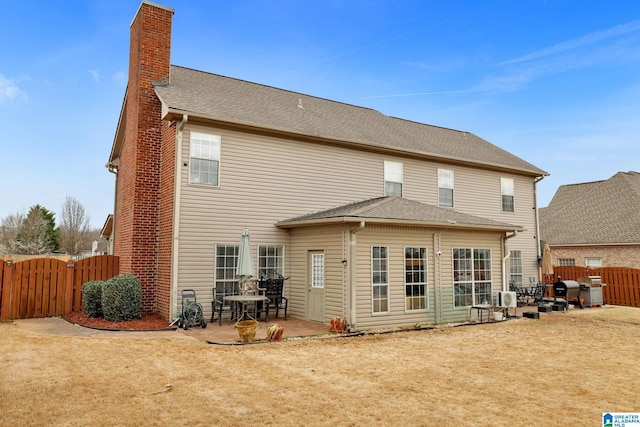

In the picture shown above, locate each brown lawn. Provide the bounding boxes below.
[1,306,639,426]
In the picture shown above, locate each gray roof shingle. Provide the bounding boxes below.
[539,171,640,245]
[277,196,524,231]
[155,66,547,176]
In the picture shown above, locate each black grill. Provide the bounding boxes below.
[554,278,583,309]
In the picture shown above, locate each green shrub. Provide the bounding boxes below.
[82,280,105,318]
[101,274,142,322]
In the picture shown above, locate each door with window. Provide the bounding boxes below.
[308,251,325,323]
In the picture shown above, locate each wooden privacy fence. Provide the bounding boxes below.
[0,255,119,320]
[553,266,640,308]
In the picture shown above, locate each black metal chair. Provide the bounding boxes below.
[532,283,546,305]
[259,277,288,321]
[211,282,240,325]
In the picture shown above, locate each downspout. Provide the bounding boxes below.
[502,231,518,292]
[533,176,545,281]
[349,221,365,332]
[170,114,188,319]
[106,163,118,256]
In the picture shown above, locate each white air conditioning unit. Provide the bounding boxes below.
[497,291,517,308]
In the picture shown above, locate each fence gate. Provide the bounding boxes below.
[0,255,119,320]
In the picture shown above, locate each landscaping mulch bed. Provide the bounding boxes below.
[64,311,171,330]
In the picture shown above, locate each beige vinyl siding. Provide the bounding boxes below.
[445,168,538,281]
[172,123,539,320]
[287,225,347,322]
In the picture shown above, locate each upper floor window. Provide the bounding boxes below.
[438,169,454,207]
[190,131,221,186]
[384,161,403,197]
[501,178,514,212]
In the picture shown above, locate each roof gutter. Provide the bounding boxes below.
[277,216,524,233]
[348,221,365,332]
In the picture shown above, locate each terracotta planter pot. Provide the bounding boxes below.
[236,320,258,342]
[330,317,345,333]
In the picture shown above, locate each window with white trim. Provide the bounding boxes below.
[453,248,492,307]
[384,161,403,197]
[189,131,221,186]
[214,244,239,296]
[372,246,389,313]
[585,257,602,268]
[438,169,454,207]
[558,258,575,266]
[501,178,514,212]
[509,250,523,286]
[405,247,427,311]
[258,245,284,279]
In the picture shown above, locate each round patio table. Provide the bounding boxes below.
[222,295,269,324]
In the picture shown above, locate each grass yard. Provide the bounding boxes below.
[1,306,639,426]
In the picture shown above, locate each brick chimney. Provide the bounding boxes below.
[114,1,174,317]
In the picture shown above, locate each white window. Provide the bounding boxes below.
[438,169,454,207]
[214,244,239,296]
[558,258,575,266]
[501,178,515,212]
[384,161,403,197]
[453,248,492,307]
[372,246,389,313]
[405,247,427,311]
[189,131,221,186]
[258,245,284,279]
[509,250,523,286]
[585,258,602,268]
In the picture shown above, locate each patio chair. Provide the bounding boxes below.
[510,283,529,306]
[532,283,546,305]
[211,282,240,325]
[259,277,288,321]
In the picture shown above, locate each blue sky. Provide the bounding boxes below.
[1,1,639,229]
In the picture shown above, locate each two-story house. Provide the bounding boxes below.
[106,1,548,329]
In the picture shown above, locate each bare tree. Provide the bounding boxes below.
[59,196,91,256]
[0,212,25,254]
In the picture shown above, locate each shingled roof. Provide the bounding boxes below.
[277,196,524,231]
[154,66,547,176]
[539,171,640,245]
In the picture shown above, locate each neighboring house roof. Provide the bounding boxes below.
[153,65,547,177]
[100,214,114,240]
[539,171,640,245]
[277,196,524,232]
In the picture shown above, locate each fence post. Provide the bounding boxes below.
[64,262,75,314]
[0,261,12,321]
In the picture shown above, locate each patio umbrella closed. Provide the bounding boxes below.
[541,242,553,283]
[236,228,254,294]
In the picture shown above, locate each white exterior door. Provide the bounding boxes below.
[308,251,325,323]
